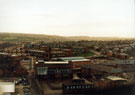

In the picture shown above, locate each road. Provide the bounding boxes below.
[27,76,42,95]
[39,80,62,95]
[91,50,101,56]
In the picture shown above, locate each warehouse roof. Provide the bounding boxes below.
[44,61,69,64]
[106,76,127,81]
[104,60,135,65]
[57,57,90,62]
[81,64,122,73]
[36,60,69,64]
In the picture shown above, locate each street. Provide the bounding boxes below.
[27,76,42,95]
[39,80,62,95]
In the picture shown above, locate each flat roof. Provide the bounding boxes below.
[58,57,90,62]
[81,64,122,73]
[44,61,69,64]
[119,53,128,56]
[0,82,15,93]
[28,50,45,53]
[71,59,90,62]
[36,61,69,64]
[0,82,14,85]
[0,52,7,54]
[58,57,85,60]
[104,60,135,65]
[106,76,127,81]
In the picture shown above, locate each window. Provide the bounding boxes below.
[46,54,48,57]
[70,86,73,89]
[37,67,48,75]
[67,86,69,89]
[91,85,93,88]
[82,86,84,88]
[73,86,75,89]
[88,85,91,88]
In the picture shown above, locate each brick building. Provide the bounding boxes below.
[34,60,72,79]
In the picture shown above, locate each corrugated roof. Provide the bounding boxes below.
[81,64,122,73]
[104,60,135,65]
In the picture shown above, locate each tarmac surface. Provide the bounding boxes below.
[39,80,62,95]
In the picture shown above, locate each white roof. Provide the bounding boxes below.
[44,61,69,64]
[29,50,44,53]
[0,53,7,54]
[71,59,90,62]
[0,82,15,93]
[0,82,14,85]
[36,61,69,64]
[106,76,127,81]
[58,57,90,62]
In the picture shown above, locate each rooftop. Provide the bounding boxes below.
[28,50,45,53]
[57,57,90,62]
[44,61,69,64]
[104,60,135,65]
[106,76,127,81]
[36,61,69,64]
[0,82,15,93]
[81,64,122,73]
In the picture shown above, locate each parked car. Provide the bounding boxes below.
[23,87,31,95]
[15,78,23,85]
[23,80,29,86]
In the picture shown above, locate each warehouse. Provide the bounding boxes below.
[34,60,72,79]
[81,64,122,79]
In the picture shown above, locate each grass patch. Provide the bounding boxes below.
[3,37,17,41]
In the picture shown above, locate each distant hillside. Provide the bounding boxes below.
[67,36,134,41]
[0,32,134,42]
[0,33,69,42]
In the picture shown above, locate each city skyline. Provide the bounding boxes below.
[0,0,134,37]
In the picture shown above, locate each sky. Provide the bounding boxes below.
[0,0,134,37]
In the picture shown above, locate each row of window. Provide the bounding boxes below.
[37,67,48,75]
[73,49,84,52]
[37,68,71,75]
[48,69,71,74]
[65,85,94,90]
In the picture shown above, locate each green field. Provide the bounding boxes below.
[3,37,17,40]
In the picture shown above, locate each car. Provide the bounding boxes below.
[23,87,30,93]
[23,87,31,95]
[23,79,29,86]
[15,78,23,85]
[21,76,27,81]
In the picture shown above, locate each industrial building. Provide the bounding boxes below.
[34,60,72,79]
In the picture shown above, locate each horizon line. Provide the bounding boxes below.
[0,32,135,38]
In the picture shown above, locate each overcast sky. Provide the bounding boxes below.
[0,0,134,37]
